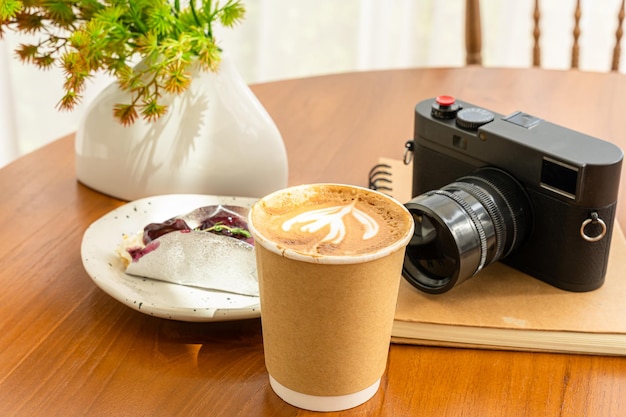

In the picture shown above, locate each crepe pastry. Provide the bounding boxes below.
[117,205,258,296]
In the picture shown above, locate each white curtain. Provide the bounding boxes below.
[0,40,18,167]
[1,0,624,168]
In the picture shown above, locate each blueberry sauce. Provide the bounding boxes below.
[140,205,253,246]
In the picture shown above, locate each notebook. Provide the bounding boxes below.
[372,158,626,355]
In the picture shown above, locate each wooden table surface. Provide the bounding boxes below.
[1,67,625,417]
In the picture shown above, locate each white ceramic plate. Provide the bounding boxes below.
[81,194,261,322]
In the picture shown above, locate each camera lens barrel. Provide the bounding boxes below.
[403,167,532,294]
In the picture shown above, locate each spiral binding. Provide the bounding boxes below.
[368,163,393,194]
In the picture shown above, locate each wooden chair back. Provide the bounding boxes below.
[465,0,626,71]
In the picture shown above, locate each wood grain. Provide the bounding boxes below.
[1,67,625,416]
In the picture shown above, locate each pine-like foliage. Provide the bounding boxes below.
[0,0,246,125]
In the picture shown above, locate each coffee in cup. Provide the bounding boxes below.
[248,183,414,412]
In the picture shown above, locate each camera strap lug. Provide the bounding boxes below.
[580,211,607,242]
[403,140,415,165]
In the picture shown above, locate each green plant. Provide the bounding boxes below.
[0,0,245,125]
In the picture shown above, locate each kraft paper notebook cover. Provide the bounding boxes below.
[373,158,626,355]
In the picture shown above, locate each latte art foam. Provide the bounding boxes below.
[249,184,413,257]
[281,202,380,245]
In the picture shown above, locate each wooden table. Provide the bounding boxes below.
[1,67,625,416]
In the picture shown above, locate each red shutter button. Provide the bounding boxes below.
[431,96,460,119]
[436,95,456,107]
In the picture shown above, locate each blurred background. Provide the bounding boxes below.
[1,0,624,168]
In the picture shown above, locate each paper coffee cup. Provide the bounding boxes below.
[248,183,414,412]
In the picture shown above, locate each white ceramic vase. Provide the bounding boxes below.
[75,57,288,201]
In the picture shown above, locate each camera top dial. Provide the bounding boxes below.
[456,107,495,130]
[430,95,495,130]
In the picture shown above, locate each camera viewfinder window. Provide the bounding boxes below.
[540,157,578,199]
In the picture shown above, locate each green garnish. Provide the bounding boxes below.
[197,222,251,238]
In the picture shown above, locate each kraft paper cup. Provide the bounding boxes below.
[248,184,414,412]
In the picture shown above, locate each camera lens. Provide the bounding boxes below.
[403,167,532,293]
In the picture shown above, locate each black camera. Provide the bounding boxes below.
[402,96,623,294]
